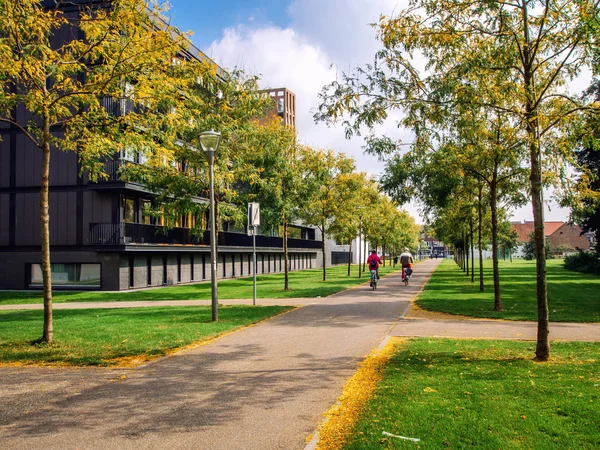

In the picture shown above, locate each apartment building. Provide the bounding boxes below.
[261,88,297,128]
[0,1,321,291]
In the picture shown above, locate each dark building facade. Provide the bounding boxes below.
[0,2,320,291]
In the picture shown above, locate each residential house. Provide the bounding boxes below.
[511,220,595,257]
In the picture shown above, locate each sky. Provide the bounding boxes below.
[165,0,581,225]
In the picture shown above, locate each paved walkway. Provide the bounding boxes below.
[0,260,437,450]
[2,258,599,450]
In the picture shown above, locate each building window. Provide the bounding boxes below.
[123,197,136,223]
[129,256,135,288]
[190,254,195,281]
[30,263,101,288]
[141,200,152,225]
[147,256,152,286]
[120,146,136,162]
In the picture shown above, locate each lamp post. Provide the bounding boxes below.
[199,130,221,322]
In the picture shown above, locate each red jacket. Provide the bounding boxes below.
[367,253,382,269]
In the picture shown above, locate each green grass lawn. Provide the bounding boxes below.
[0,264,400,305]
[0,305,292,366]
[416,259,600,322]
[344,339,600,449]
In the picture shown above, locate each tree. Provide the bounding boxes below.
[0,0,190,342]
[570,82,600,253]
[315,0,597,361]
[498,222,520,262]
[122,63,273,237]
[300,148,356,281]
[329,172,369,276]
[523,233,552,260]
[235,118,306,290]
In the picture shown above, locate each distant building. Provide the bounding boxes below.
[421,234,448,258]
[260,88,296,128]
[511,221,595,256]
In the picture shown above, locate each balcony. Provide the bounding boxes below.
[89,222,200,245]
[96,159,128,183]
[99,96,141,117]
[88,222,322,249]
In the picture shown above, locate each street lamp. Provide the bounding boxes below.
[199,130,221,322]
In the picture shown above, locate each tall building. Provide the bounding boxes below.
[0,2,320,291]
[262,88,297,128]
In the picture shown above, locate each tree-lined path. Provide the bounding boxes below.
[0,260,440,450]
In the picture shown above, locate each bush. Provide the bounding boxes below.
[523,233,552,260]
[564,250,600,274]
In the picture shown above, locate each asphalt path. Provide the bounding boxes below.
[0,260,440,450]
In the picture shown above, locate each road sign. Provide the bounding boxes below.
[248,202,260,236]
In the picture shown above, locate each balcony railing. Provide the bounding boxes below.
[99,96,139,117]
[88,222,322,249]
[95,159,147,184]
[97,159,125,183]
[89,222,201,245]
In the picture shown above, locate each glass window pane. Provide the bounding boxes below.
[142,200,152,225]
[30,264,101,288]
[123,197,135,223]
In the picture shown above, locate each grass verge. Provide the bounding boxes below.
[0,264,401,305]
[0,305,292,366]
[416,259,600,322]
[342,338,600,450]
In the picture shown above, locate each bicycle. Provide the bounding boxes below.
[370,269,378,290]
[402,267,411,286]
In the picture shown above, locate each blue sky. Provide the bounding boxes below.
[167,0,292,50]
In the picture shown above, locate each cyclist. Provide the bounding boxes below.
[400,247,414,281]
[367,249,382,286]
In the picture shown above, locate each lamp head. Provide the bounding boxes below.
[199,130,221,164]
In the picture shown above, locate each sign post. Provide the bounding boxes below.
[248,203,260,305]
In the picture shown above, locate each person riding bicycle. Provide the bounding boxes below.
[367,249,382,285]
[400,248,414,280]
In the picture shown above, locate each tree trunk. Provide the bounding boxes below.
[490,178,502,311]
[464,232,469,275]
[283,219,289,290]
[530,138,549,360]
[522,1,549,361]
[470,218,475,283]
[321,224,326,281]
[358,219,362,278]
[347,239,352,276]
[478,184,484,292]
[362,235,367,274]
[41,117,53,343]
